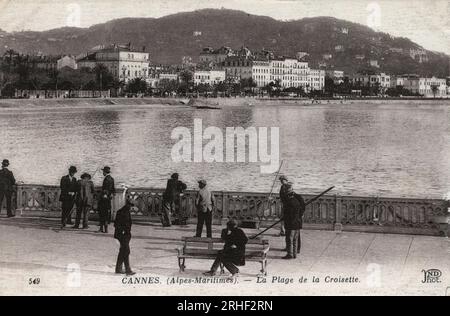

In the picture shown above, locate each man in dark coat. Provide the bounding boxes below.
[60,166,78,228]
[282,183,306,260]
[0,159,16,218]
[161,173,187,227]
[114,196,136,276]
[99,166,115,233]
[203,220,248,277]
[278,175,290,237]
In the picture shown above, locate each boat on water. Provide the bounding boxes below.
[184,98,222,110]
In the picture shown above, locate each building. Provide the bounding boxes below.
[193,70,226,86]
[390,75,405,88]
[77,44,150,83]
[57,55,77,70]
[159,73,179,81]
[199,47,233,67]
[222,56,253,82]
[309,69,326,92]
[352,73,391,94]
[270,57,310,90]
[409,49,429,63]
[252,60,271,88]
[419,77,447,97]
[401,74,420,94]
[326,70,345,85]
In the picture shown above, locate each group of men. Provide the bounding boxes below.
[161,173,216,239]
[1,159,306,277]
[59,165,135,275]
[59,165,115,232]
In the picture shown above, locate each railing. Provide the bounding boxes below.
[4,184,449,236]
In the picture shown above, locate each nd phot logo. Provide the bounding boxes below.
[421,269,442,284]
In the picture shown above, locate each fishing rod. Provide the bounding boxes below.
[250,186,335,240]
[257,160,284,228]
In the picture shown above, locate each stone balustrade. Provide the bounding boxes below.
[3,184,449,236]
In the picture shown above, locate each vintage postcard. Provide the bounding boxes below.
[0,0,449,299]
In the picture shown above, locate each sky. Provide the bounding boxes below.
[0,0,449,54]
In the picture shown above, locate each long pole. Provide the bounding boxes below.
[250,186,335,240]
[257,160,284,229]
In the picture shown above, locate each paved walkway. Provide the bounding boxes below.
[0,217,448,296]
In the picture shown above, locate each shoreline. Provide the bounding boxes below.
[1,96,450,109]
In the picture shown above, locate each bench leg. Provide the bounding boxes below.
[178,258,186,272]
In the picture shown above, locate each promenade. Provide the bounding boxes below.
[0,217,448,296]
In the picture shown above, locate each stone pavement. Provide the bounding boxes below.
[0,217,448,296]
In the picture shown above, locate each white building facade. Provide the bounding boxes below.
[193,70,226,86]
[309,69,326,92]
[77,45,150,83]
[252,60,271,88]
[419,77,447,97]
[270,58,310,89]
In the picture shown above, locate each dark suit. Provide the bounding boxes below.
[114,204,133,273]
[0,168,16,216]
[99,175,115,227]
[162,179,187,226]
[59,175,78,226]
[283,193,306,257]
[210,228,248,275]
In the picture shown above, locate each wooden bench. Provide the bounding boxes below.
[177,237,270,276]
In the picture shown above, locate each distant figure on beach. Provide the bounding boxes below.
[162,173,187,227]
[0,159,16,218]
[203,220,248,278]
[98,166,115,233]
[74,173,95,229]
[282,183,305,260]
[278,175,290,237]
[114,195,136,276]
[195,180,215,238]
[60,166,78,228]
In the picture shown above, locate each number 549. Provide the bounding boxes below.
[29,278,40,285]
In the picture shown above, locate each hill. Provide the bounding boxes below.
[0,8,448,77]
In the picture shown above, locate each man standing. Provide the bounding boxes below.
[60,166,78,228]
[161,173,187,227]
[203,220,248,277]
[282,183,305,260]
[0,159,16,218]
[74,173,95,229]
[195,180,215,238]
[114,195,136,276]
[99,166,115,233]
[278,175,290,237]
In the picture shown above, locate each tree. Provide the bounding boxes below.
[430,84,439,98]
[126,78,148,94]
[93,64,115,90]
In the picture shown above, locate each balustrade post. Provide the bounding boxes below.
[221,191,229,225]
[15,185,23,216]
[334,194,343,232]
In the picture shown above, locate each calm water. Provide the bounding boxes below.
[1,102,450,199]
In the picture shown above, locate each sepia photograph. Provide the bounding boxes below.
[0,0,449,299]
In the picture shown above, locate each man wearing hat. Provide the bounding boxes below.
[114,195,136,276]
[74,173,95,229]
[195,179,215,238]
[282,183,305,259]
[0,159,16,218]
[203,219,248,277]
[60,166,78,228]
[98,166,115,233]
[161,173,187,227]
[279,175,290,237]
